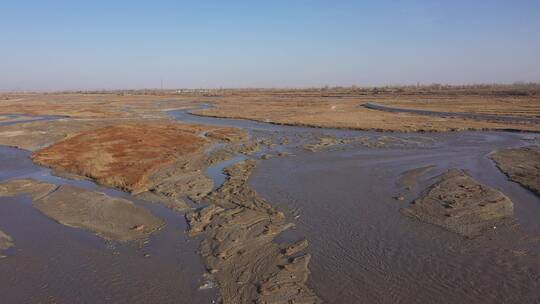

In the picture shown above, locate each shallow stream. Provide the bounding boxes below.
[173,107,540,303]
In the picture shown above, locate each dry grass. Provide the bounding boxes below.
[188,87,540,132]
[0,93,197,119]
[1,86,538,134]
[31,123,228,193]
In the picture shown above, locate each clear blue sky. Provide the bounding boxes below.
[1,0,539,90]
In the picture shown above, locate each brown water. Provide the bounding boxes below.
[174,106,540,303]
[250,131,540,304]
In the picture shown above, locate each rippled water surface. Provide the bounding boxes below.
[250,132,540,304]
[175,106,540,304]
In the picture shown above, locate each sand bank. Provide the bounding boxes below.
[0,179,163,241]
[403,169,513,237]
[188,160,320,303]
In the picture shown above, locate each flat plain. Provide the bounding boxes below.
[0,86,539,303]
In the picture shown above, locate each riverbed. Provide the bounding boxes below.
[173,107,540,303]
[1,108,539,303]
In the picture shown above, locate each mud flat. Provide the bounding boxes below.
[188,160,320,303]
[0,179,163,241]
[490,146,540,195]
[402,169,513,238]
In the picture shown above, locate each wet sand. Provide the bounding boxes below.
[188,160,320,303]
[0,179,164,241]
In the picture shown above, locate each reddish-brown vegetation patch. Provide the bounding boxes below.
[32,123,211,193]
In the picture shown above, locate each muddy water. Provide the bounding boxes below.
[0,145,217,303]
[172,107,540,303]
[251,132,540,304]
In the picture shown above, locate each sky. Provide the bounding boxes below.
[1,0,540,91]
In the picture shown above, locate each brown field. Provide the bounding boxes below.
[190,87,540,132]
[1,85,539,132]
[0,93,195,118]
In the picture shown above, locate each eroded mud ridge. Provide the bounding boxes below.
[490,146,540,195]
[403,169,513,238]
[188,160,320,303]
[302,134,436,152]
[0,179,163,241]
[0,230,13,253]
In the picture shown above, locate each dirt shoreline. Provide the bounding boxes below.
[490,146,540,195]
[187,160,320,303]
